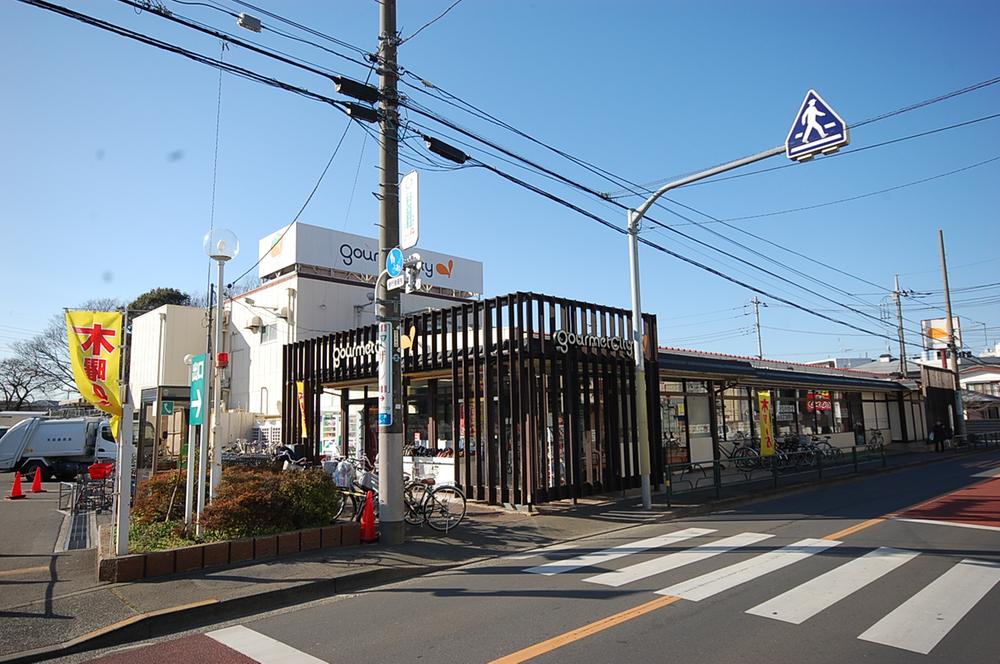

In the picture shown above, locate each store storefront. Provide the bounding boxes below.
[283,292,661,506]
[657,348,920,465]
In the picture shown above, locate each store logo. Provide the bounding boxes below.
[331,339,377,368]
[435,259,454,278]
[555,329,631,355]
[269,233,284,258]
[400,325,417,351]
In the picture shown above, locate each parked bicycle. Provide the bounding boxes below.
[403,475,467,531]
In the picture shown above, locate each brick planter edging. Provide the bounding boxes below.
[98,522,361,583]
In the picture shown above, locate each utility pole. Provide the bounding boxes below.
[892,275,908,377]
[377,0,404,545]
[751,297,765,359]
[939,229,965,437]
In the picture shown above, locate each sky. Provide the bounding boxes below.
[2,0,998,363]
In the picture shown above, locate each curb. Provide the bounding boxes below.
[0,561,457,664]
[2,445,996,663]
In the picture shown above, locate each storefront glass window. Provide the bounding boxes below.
[436,379,454,449]
[661,393,687,464]
[405,381,431,448]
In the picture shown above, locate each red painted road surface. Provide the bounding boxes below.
[898,476,1000,529]
[88,635,257,664]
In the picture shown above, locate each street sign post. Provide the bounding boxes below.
[189,354,206,425]
[400,170,419,250]
[785,90,849,161]
[377,322,393,426]
[386,247,404,278]
[387,275,405,291]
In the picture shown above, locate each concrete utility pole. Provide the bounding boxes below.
[892,275,908,377]
[377,0,404,545]
[751,297,765,359]
[938,229,965,437]
[628,144,786,511]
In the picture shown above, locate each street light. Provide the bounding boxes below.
[203,229,239,500]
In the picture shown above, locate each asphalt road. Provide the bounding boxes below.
[77,450,1000,664]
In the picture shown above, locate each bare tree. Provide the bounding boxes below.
[11,298,125,395]
[0,356,53,409]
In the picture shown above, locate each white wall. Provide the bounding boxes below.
[128,305,207,405]
[226,273,479,419]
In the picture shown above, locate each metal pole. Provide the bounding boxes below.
[184,359,196,527]
[626,144,785,512]
[377,0,404,545]
[114,398,134,556]
[627,211,652,510]
[196,289,213,537]
[939,230,965,437]
[893,275,908,376]
[752,297,764,359]
[210,259,225,497]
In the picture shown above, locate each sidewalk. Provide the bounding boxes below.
[1,443,994,663]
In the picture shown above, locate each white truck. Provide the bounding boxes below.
[0,417,117,480]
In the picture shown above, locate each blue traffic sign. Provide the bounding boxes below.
[386,247,404,278]
[785,90,849,161]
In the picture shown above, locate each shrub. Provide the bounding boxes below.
[279,470,342,530]
[200,468,341,540]
[129,519,197,552]
[131,470,186,524]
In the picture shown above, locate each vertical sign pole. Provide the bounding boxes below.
[115,398,134,557]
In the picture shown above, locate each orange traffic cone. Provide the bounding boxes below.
[6,472,26,500]
[360,490,378,543]
[30,468,46,493]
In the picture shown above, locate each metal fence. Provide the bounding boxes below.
[664,433,1000,506]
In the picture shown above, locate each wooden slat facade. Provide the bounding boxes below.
[283,291,660,506]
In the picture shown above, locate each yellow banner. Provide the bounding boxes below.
[66,311,123,438]
[296,381,308,439]
[757,390,775,457]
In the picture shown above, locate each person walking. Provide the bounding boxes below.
[931,420,945,453]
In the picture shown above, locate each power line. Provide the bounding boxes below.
[228,118,355,286]
[669,154,1000,225]
[399,0,465,45]
[469,158,903,345]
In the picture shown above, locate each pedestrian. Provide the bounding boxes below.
[931,420,944,452]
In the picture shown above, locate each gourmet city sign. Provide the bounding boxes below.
[554,329,632,355]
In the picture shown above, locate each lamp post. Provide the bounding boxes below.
[203,229,239,499]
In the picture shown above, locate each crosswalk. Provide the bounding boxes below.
[524,528,1000,655]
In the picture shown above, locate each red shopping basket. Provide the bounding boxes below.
[88,463,114,480]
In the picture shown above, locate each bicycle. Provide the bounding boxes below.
[403,475,467,531]
[866,429,885,452]
[719,431,761,471]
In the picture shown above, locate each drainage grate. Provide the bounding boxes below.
[66,512,90,550]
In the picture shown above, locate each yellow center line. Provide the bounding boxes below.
[488,595,682,664]
[824,517,886,541]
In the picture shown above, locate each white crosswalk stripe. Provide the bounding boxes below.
[858,559,1000,655]
[521,529,1000,655]
[657,538,841,601]
[208,625,327,663]
[585,532,774,588]
[746,547,919,624]
[525,527,715,576]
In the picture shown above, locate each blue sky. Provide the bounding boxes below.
[2,0,998,361]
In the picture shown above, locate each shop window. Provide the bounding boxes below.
[405,381,431,448]
[436,379,454,449]
[661,394,688,463]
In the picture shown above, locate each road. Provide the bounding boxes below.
[74,450,1000,664]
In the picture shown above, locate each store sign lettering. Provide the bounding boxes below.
[554,329,631,354]
[332,340,378,368]
[339,242,448,281]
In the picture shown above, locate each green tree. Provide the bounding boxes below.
[129,288,191,313]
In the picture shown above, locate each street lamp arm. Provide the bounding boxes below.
[631,145,785,226]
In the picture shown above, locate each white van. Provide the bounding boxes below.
[0,417,117,480]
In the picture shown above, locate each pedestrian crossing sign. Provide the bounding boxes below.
[786,89,849,161]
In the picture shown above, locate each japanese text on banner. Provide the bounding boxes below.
[65,311,123,437]
[757,390,776,457]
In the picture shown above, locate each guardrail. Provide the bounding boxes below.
[664,434,1000,506]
